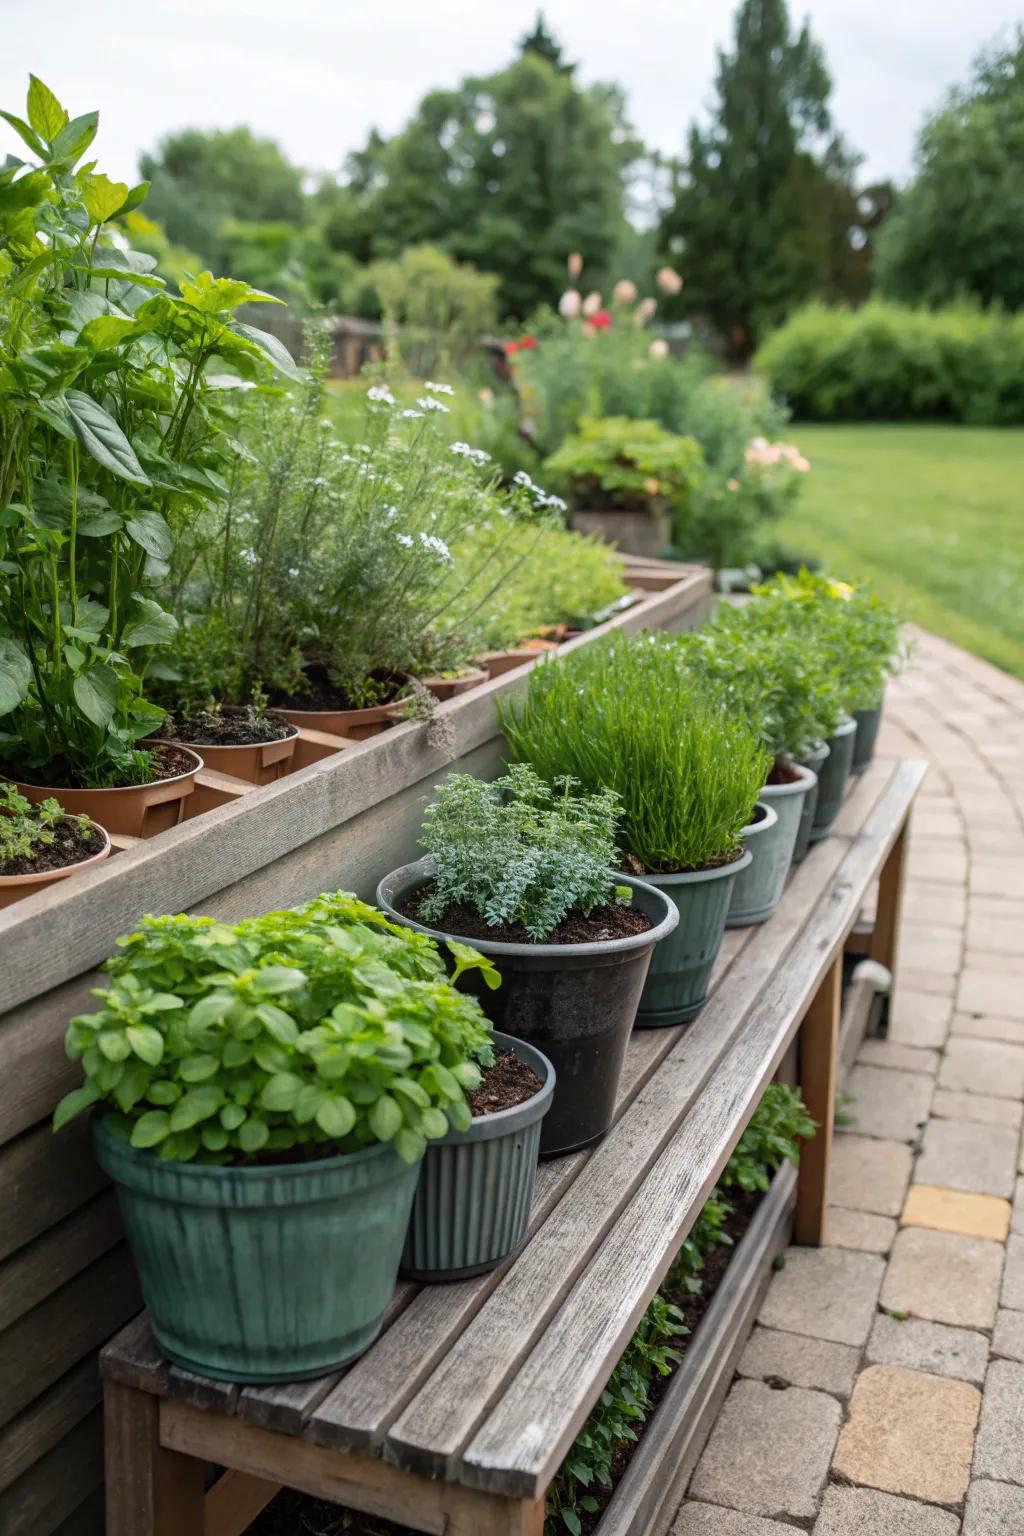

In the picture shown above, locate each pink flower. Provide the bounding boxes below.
[567,252,583,280]
[656,266,683,295]
[612,278,638,304]
[582,290,603,317]
[590,309,612,331]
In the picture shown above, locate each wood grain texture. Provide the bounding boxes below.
[795,956,842,1246]
[104,1386,204,1536]
[0,1117,108,1264]
[0,1192,121,1333]
[0,1356,99,1496]
[0,974,101,1147]
[0,1407,103,1536]
[870,820,908,974]
[50,1487,104,1536]
[204,1469,280,1536]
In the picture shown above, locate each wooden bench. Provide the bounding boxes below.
[99,754,926,1536]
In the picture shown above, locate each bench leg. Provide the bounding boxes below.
[441,1485,546,1535]
[869,820,908,975]
[794,954,842,1246]
[104,1383,205,1536]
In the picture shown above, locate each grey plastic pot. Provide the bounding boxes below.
[402,1030,554,1281]
[852,688,885,773]
[808,716,857,844]
[792,742,830,862]
[635,848,753,1027]
[376,859,679,1158]
[727,800,790,928]
[94,1116,420,1383]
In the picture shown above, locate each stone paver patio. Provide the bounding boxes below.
[674,627,1024,1534]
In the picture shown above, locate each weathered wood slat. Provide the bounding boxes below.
[0,1117,108,1264]
[0,1355,99,1496]
[457,760,927,1498]
[0,975,100,1148]
[51,1487,104,1536]
[0,1406,103,1536]
[0,1192,121,1333]
[204,1469,280,1536]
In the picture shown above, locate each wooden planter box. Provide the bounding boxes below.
[0,564,712,1536]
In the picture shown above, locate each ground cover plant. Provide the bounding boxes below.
[498,634,769,872]
[544,415,704,520]
[53,891,497,1167]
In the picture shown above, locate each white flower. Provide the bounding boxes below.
[450,441,491,465]
[240,549,258,567]
[416,396,450,413]
[425,380,454,396]
[401,408,424,419]
[558,289,582,318]
[648,338,669,360]
[367,385,395,405]
[582,290,603,317]
[419,532,452,560]
[395,533,414,548]
[288,567,300,577]
[513,470,536,490]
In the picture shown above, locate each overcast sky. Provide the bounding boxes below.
[4,0,1022,191]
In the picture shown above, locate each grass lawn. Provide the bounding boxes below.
[777,424,1024,679]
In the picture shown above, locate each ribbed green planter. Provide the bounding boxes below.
[793,742,830,862]
[94,1116,420,1383]
[402,1031,554,1281]
[727,800,791,928]
[852,690,884,773]
[808,716,857,844]
[635,850,752,1026]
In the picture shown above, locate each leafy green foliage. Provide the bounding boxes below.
[756,300,1024,426]
[544,417,704,519]
[0,76,288,787]
[53,892,497,1166]
[359,245,499,379]
[418,765,624,942]
[547,1083,816,1535]
[498,635,770,872]
[0,782,93,868]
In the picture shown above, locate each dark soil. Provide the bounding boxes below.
[242,1186,765,1536]
[766,758,802,786]
[400,886,653,946]
[269,667,406,714]
[165,711,294,748]
[0,818,105,878]
[149,743,200,780]
[622,845,745,877]
[467,1050,543,1116]
[746,803,768,827]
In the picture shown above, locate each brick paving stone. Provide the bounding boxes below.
[1013,1176,1024,1234]
[839,1065,933,1142]
[952,1013,1024,1046]
[888,991,953,1049]
[959,970,1024,1021]
[904,885,967,929]
[915,1119,1018,1198]
[759,1248,884,1347]
[939,1038,1024,1100]
[966,950,1024,975]
[991,1310,1024,1363]
[881,1228,1003,1329]
[973,1360,1024,1484]
[900,969,957,998]
[833,1364,980,1503]
[673,1504,795,1535]
[899,923,962,976]
[907,843,969,886]
[931,1089,1023,1130]
[858,1040,940,1075]
[826,1207,896,1255]
[866,1313,989,1385]
[688,1380,841,1520]
[901,1184,1011,1242]
[814,1485,960,1535]
[999,1233,1024,1310]
[738,1326,860,1398]
[971,861,1024,900]
[963,1480,1024,1534]
[831,1136,913,1217]
[967,905,1024,954]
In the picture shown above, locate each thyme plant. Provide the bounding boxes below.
[0,783,92,867]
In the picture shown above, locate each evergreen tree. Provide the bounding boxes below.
[519,12,574,74]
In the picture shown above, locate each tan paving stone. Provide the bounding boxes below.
[826,1207,896,1255]
[973,1360,1024,1484]
[915,1118,1018,1198]
[831,1136,913,1217]
[991,1309,1024,1363]
[931,1088,1023,1130]
[738,1326,860,1397]
[952,1013,1024,1046]
[900,969,957,998]
[814,1485,960,1535]
[966,950,1024,975]
[858,1040,940,1075]
[866,1313,988,1385]
[688,1380,841,1520]
[901,1184,1011,1242]
[833,1363,980,1503]
[939,1038,1024,1100]
[999,1233,1024,1310]
[967,904,1024,954]
[839,1065,933,1142]
[1012,1176,1024,1234]
[959,969,1024,1022]
[963,1480,1024,1534]
[759,1248,884,1346]
[882,1228,1003,1329]
[904,885,967,929]
[907,842,969,886]
[899,923,962,975]
[888,991,952,1050]
[972,861,1024,900]
[967,825,1024,857]
[673,1506,794,1536]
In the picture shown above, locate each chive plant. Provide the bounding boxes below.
[498,635,769,874]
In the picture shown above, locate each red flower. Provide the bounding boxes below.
[519,334,537,349]
[590,309,612,330]
[503,339,519,355]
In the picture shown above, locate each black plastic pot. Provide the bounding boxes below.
[402,1030,555,1280]
[376,860,679,1158]
[808,716,857,843]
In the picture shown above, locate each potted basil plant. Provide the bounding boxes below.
[53,893,498,1381]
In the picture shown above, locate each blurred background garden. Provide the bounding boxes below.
[8,0,1023,676]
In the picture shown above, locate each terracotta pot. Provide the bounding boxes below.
[479,650,539,680]
[172,712,299,786]
[572,508,670,559]
[418,668,489,701]
[0,820,111,909]
[14,745,203,839]
[277,701,397,742]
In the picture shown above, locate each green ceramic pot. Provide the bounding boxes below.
[852,690,884,773]
[793,742,830,862]
[635,849,752,1027]
[727,799,795,928]
[808,716,857,844]
[402,1031,554,1281]
[94,1116,420,1383]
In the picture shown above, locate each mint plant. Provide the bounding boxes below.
[418,765,626,941]
[545,415,704,518]
[0,76,291,788]
[53,891,496,1166]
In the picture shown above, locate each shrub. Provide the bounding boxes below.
[418,765,625,942]
[53,892,497,1166]
[756,300,1024,425]
[498,635,770,872]
[544,416,704,519]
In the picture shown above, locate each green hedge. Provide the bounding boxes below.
[755,301,1024,425]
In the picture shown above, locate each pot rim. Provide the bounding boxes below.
[741,801,778,839]
[761,761,818,798]
[377,856,680,959]
[165,706,299,751]
[413,666,489,688]
[630,847,753,888]
[801,741,832,767]
[437,1028,555,1146]
[0,819,111,887]
[12,743,203,797]
[833,715,857,737]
